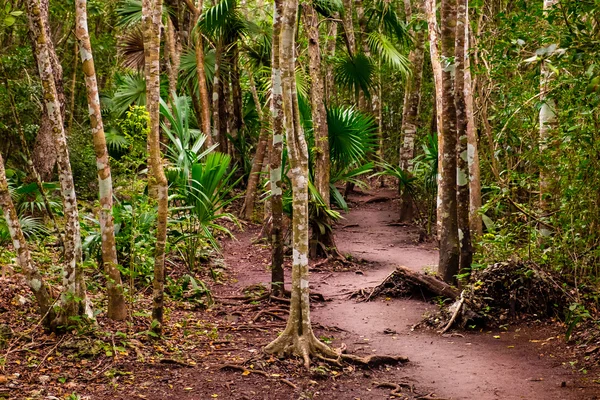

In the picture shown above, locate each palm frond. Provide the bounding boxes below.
[366,0,411,47]
[334,53,374,98]
[179,46,216,95]
[312,0,343,18]
[327,106,377,167]
[112,72,146,117]
[198,0,247,42]
[118,27,145,70]
[367,31,411,74]
[116,0,143,28]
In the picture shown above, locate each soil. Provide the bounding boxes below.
[2,188,599,399]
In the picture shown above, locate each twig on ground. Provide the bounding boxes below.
[441,290,465,334]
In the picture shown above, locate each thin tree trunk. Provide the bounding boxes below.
[341,0,356,56]
[142,0,168,335]
[303,2,337,258]
[269,0,285,297]
[75,0,127,320]
[0,151,55,326]
[454,0,471,278]
[265,0,337,367]
[464,1,481,236]
[29,0,65,181]
[425,0,444,240]
[230,43,244,151]
[242,72,269,221]
[67,40,78,136]
[212,41,223,151]
[165,17,181,101]
[303,4,330,208]
[539,0,558,233]
[27,0,91,329]
[438,0,460,283]
[399,0,425,222]
[193,0,213,147]
[324,17,338,100]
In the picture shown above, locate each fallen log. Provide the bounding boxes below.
[365,266,459,302]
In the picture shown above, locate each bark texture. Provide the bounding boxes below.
[242,72,269,221]
[454,0,471,277]
[539,0,558,232]
[142,0,169,335]
[269,0,285,296]
[425,0,444,240]
[438,0,460,283]
[303,3,330,209]
[193,0,213,147]
[341,0,356,55]
[264,0,337,367]
[76,0,127,320]
[399,0,426,222]
[464,1,481,237]
[0,151,55,326]
[27,0,91,328]
[28,0,64,182]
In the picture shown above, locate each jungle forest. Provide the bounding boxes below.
[1,0,600,398]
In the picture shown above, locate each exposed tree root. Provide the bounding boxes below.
[252,307,289,322]
[440,290,465,334]
[265,330,340,369]
[373,381,449,399]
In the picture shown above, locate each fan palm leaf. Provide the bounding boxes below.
[334,52,374,98]
[327,106,377,167]
[367,31,411,74]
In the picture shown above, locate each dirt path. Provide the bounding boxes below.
[217,189,597,399]
[311,189,596,400]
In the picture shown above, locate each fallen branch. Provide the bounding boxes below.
[252,308,289,322]
[441,290,465,334]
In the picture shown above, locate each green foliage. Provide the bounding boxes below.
[68,128,99,199]
[160,95,217,185]
[0,215,49,246]
[111,73,147,117]
[327,106,377,167]
[197,0,247,42]
[334,53,374,98]
[166,274,213,308]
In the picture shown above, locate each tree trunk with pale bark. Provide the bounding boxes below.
[264,0,338,367]
[27,0,91,329]
[28,0,64,182]
[454,0,471,278]
[142,0,168,335]
[0,151,55,326]
[464,1,482,237]
[269,0,285,297]
[399,0,426,222]
[438,0,460,284]
[76,0,127,321]
[193,0,213,147]
[425,0,444,241]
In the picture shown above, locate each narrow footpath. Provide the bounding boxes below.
[310,189,596,400]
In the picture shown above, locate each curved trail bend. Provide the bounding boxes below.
[311,189,593,400]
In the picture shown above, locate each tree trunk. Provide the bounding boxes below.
[438,0,460,284]
[230,43,244,154]
[399,0,426,222]
[194,0,213,147]
[26,0,91,328]
[454,0,471,278]
[341,0,356,56]
[242,72,269,221]
[303,2,337,258]
[142,0,168,335]
[425,0,444,240]
[539,0,558,235]
[76,0,127,321]
[464,1,482,237]
[270,0,285,297]
[29,0,64,182]
[324,17,338,101]
[264,0,338,367]
[212,41,223,151]
[0,151,55,326]
[165,17,182,101]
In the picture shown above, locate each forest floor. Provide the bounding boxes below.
[1,188,599,399]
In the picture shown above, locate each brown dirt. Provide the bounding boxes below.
[2,189,599,399]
